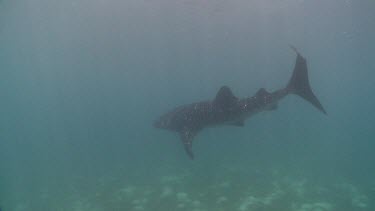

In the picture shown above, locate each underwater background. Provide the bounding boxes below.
[1,0,375,210]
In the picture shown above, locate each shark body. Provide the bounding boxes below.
[154,48,326,159]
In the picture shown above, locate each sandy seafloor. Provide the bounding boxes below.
[6,163,374,211]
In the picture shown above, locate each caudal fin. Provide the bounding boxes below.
[287,46,327,114]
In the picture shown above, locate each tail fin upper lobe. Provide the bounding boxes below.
[287,46,327,114]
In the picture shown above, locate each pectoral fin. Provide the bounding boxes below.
[183,140,194,160]
[180,129,196,160]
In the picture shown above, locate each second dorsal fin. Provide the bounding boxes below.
[256,88,270,98]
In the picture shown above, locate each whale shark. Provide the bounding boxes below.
[154,47,326,159]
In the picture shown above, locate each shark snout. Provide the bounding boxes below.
[153,120,160,128]
[153,119,163,128]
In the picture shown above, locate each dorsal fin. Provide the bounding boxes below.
[214,86,238,108]
[255,88,273,107]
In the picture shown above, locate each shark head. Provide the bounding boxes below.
[153,114,172,130]
[153,118,166,129]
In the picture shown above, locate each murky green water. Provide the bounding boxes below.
[1,0,374,210]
